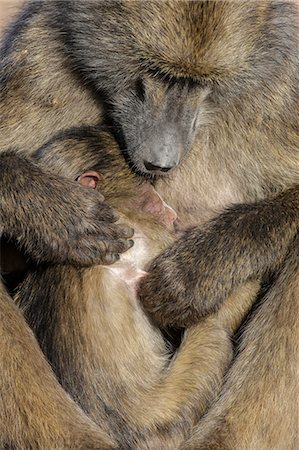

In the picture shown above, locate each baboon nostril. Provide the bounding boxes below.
[144,161,173,172]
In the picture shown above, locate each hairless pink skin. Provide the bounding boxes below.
[77,171,176,292]
[77,171,102,189]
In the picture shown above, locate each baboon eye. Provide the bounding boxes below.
[135,78,145,102]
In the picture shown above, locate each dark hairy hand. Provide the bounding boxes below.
[139,188,299,328]
[0,152,133,266]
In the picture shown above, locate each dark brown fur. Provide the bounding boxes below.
[0,1,298,448]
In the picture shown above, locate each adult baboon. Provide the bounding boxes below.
[0,1,298,448]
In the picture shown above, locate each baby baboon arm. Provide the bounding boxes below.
[0,282,116,450]
[0,151,133,266]
[139,186,299,328]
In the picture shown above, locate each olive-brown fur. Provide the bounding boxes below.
[0,1,298,448]
[15,126,260,449]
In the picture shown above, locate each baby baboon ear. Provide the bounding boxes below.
[77,171,102,189]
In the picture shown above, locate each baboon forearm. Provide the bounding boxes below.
[0,151,36,234]
[0,150,80,263]
[0,151,62,234]
[185,187,299,307]
[0,150,133,267]
[140,186,299,328]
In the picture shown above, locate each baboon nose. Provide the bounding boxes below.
[144,161,173,172]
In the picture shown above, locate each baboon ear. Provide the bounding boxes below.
[77,171,102,189]
[138,184,177,230]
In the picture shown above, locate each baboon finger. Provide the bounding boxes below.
[93,222,134,241]
[101,253,121,265]
[94,237,134,255]
[72,236,134,266]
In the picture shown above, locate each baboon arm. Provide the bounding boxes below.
[182,239,299,450]
[0,150,133,266]
[0,282,116,450]
[139,186,299,328]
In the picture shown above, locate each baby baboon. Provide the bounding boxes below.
[16,126,260,450]
[0,1,298,447]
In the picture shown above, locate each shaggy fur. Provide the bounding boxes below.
[0,1,298,448]
[16,127,260,449]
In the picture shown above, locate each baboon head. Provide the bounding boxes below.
[62,0,296,176]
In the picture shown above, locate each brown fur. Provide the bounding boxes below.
[15,127,260,449]
[0,1,298,448]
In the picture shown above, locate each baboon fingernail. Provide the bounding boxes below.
[124,227,134,238]
[102,254,118,265]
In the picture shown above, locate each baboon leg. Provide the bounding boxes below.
[0,282,116,450]
[132,281,260,449]
[183,239,299,450]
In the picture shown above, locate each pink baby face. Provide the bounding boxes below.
[77,170,177,231]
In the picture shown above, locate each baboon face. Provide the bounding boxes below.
[110,76,211,176]
[66,0,288,176]
[65,0,238,175]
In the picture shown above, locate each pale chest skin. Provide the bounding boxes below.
[103,198,176,291]
[105,226,150,291]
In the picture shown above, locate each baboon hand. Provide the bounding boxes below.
[25,181,134,267]
[138,227,222,329]
[139,193,299,328]
[1,152,134,266]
